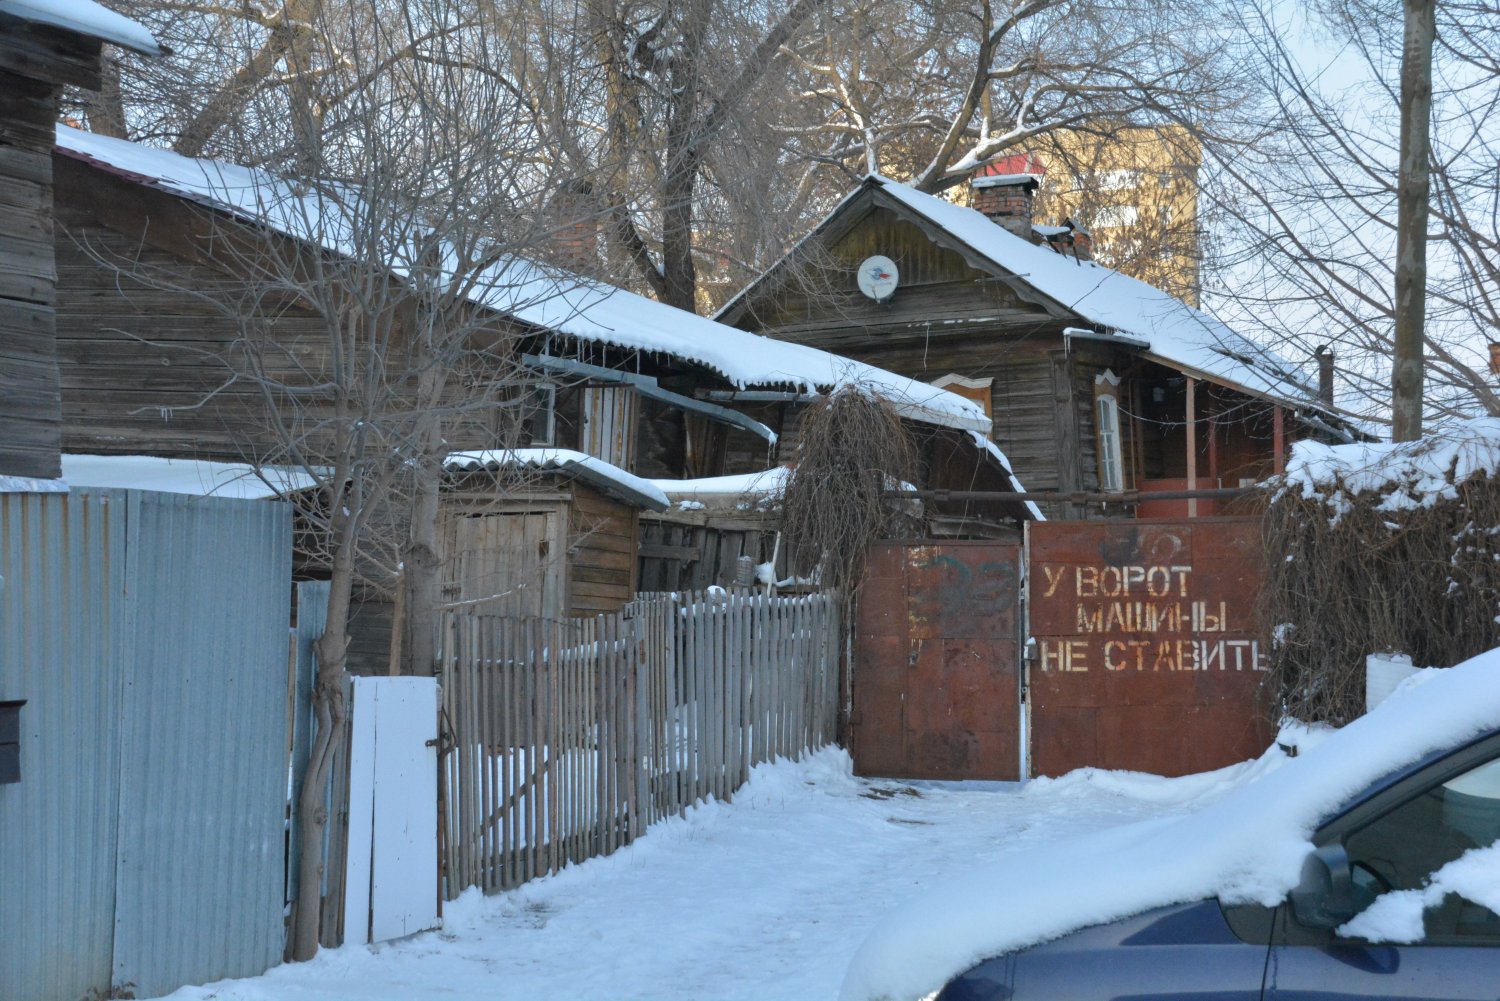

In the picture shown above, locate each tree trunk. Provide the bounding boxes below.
[290,545,354,961]
[403,395,445,678]
[1392,0,1435,442]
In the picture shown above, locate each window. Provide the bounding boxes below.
[1094,371,1125,493]
[931,373,993,421]
[1092,204,1140,229]
[1343,755,1500,941]
[494,381,555,447]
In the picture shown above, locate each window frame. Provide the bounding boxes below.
[1094,370,1126,493]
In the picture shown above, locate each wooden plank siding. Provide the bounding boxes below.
[566,482,639,617]
[51,168,340,460]
[0,66,64,478]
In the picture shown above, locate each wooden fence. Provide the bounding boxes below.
[439,589,840,897]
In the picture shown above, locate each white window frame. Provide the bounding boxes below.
[1095,371,1125,493]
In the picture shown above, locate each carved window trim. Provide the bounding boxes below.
[1094,370,1125,493]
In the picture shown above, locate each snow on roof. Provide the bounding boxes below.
[970,173,1041,189]
[868,178,1329,407]
[60,454,316,499]
[841,646,1500,1001]
[444,448,669,511]
[51,126,998,441]
[0,474,69,494]
[721,175,1330,415]
[649,467,791,512]
[0,0,162,55]
[1282,415,1500,514]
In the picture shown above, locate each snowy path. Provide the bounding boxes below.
[153,749,1246,1001]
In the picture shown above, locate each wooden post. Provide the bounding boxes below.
[1186,377,1198,518]
[1273,406,1285,475]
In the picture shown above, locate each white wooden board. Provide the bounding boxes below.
[343,677,439,945]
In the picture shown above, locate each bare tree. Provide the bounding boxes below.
[780,0,1244,192]
[1393,0,1436,440]
[1201,0,1499,427]
[73,0,572,958]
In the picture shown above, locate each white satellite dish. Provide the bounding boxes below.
[856,255,900,302]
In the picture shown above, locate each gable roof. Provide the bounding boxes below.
[0,0,162,55]
[717,175,1339,420]
[50,126,998,440]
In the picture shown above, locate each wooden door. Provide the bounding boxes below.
[443,509,566,619]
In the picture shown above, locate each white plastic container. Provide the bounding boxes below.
[1366,651,1418,712]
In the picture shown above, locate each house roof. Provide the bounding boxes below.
[444,448,670,511]
[49,126,1007,444]
[0,0,162,56]
[717,175,1342,422]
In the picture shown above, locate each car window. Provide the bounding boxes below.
[1343,756,1500,941]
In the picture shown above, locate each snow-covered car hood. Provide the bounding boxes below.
[840,647,1500,1001]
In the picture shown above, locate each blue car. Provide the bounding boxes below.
[938,728,1500,1001]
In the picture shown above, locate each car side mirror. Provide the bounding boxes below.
[1290,844,1359,928]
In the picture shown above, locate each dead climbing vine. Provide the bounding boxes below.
[1260,471,1500,725]
[779,386,919,597]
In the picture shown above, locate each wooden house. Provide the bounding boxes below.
[40,129,1033,668]
[0,0,160,481]
[715,175,1363,519]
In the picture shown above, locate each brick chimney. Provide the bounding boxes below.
[1489,340,1500,377]
[970,173,1041,241]
[1315,345,1335,406]
[1067,219,1093,262]
[545,178,598,273]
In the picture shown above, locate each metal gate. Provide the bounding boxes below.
[1026,518,1271,777]
[851,520,1271,782]
[0,488,292,1001]
[851,541,1022,780]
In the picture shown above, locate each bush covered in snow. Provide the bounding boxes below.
[1262,417,1500,723]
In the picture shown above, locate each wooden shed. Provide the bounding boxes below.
[442,449,668,619]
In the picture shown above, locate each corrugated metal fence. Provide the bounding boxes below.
[0,488,292,1001]
[440,589,840,896]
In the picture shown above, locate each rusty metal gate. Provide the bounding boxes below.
[1026,518,1271,777]
[851,541,1022,780]
[851,519,1271,781]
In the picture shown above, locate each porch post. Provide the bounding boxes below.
[1273,406,1286,475]
[1186,377,1198,518]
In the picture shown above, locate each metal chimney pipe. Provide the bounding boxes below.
[1315,346,1335,406]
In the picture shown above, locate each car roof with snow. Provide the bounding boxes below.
[839,646,1500,1001]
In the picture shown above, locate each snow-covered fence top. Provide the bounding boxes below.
[1282,416,1500,514]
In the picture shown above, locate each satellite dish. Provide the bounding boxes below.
[856,255,900,302]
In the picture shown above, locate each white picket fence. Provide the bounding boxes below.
[439,590,840,897]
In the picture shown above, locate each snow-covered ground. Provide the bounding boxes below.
[148,748,1271,1001]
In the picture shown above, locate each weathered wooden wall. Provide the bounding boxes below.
[566,482,639,616]
[53,160,340,460]
[0,19,98,478]
[637,513,783,592]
